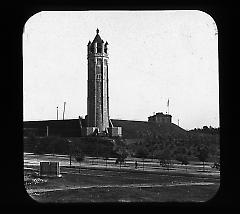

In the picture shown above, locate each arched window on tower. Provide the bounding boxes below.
[97,43,101,53]
[90,45,94,53]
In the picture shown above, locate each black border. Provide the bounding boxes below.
[3,1,235,213]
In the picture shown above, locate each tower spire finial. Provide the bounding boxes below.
[96,28,99,34]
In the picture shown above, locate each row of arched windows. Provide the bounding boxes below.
[89,43,108,54]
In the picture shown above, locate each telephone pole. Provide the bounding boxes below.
[167,98,169,115]
[63,102,66,120]
[57,106,58,120]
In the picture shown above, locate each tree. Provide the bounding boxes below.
[103,154,110,168]
[94,142,101,163]
[102,145,112,168]
[26,132,37,153]
[155,148,171,171]
[47,137,69,155]
[113,137,128,169]
[75,150,85,173]
[196,145,209,172]
[33,137,49,154]
[176,154,189,172]
[135,146,148,171]
[115,156,126,169]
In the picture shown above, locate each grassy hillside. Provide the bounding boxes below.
[24,119,219,162]
[111,119,188,140]
[24,119,189,139]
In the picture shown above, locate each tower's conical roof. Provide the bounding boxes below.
[92,28,104,44]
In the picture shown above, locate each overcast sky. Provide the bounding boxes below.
[23,11,219,130]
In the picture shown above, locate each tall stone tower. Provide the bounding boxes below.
[86,29,109,133]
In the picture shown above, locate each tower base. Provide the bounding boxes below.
[107,127,122,137]
[82,127,99,136]
[82,126,122,137]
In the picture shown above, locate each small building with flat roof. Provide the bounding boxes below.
[148,112,172,124]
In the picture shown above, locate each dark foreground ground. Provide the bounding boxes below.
[25,166,220,203]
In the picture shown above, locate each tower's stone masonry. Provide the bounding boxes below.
[84,29,121,136]
[87,29,109,133]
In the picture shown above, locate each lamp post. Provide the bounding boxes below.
[67,139,72,167]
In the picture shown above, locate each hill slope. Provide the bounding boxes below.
[24,119,189,140]
[111,119,188,139]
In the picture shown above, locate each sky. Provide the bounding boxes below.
[23,10,219,130]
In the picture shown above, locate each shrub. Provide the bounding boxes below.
[75,150,85,173]
[196,145,209,171]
